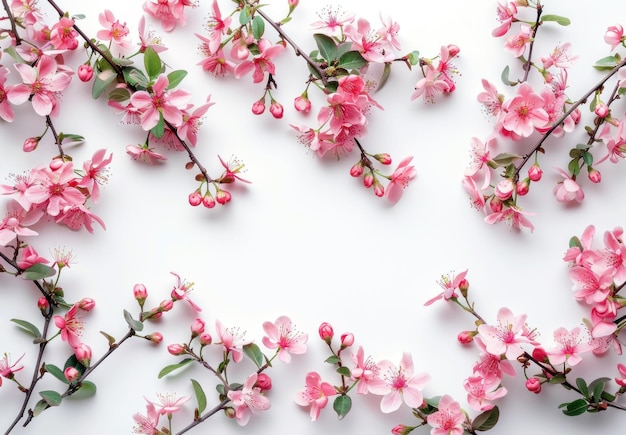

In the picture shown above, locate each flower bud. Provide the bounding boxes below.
[391,424,412,435]
[191,318,205,337]
[594,102,610,118]
[23,137,40,152]
[516,179,530,196]
[294,94,311,113]
[532,347,548,362]
[147,332,163,344]
[188,190,202,206]
[77,298,95,311]
[64,366,80,382]
[363,173,374,188]
[252,99,265,115]
[458,278,469,298]
[525,377,542,394]
[374,153,392,165]
[288,0,299,8]
[494,179,514,200]
[447,44,461,57]
[350,161,364,177]
[269,101,284,119]
[340,332,354,348]
[75,343,92,367]
[457,330,475,344]
[528,164,542,182]
[199,333,212,346]
[215,189,232,205]
[224,407,236,419]
[167,343,185,356]
[318,322,334,344]
[37,297,50,314]
[78,64,94,82]
[489,197,503,213]
[255,373,272,391]
[373,179,384,197]
[588,168,601,184]
[159,299,174,312]
[202,194,216,208]
[133,283,148,304]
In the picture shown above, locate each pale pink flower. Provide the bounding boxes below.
[227,373,271,426]
[0,200,42,246]
[466,137,495,189]
[262,315,308,363]
[216,319,251,363]
[541,42,578,69]
[492,2,517,37]
[472,337,516,381]
[205,0,232,54]
[149,392,190,415]
[410,65,449,103]
[196,38,235,77]
[598,228,626,285]
[295,371,336,421]
[553,167,584,203]
[547,327,594,366]
[464,374,507,411]
[0,353,25,378]
[170,271,201,311]
[132,401,160,434]
[597,122,626,164]
[77,149,113,203]
[55,204,106,233]
[0,67,15,122]
[143,0,190,32]
[97,9,131,50]
[177,97,214,146]
[501,83,549,137]
[563,224,597,266]
[504,24,531,57]
[26,160,86,217]
[426,394,465,435]
[605,24,624,51]
[477,307,531,360]
[310,5,354,35]
[138,16,167,53]
[462,176,487,211]
[130,74,191,130]
[568,266,612,304]
[234,39,285,83]
[484,205,535,232]
[377,13,401,51]
[386,156,416,204]
[126,144,167,164]
[11,0,43,25]
[436,45,460,92]
[477,79,503,117]
[350,346,382,394]
[368,352,430,413]
[425,269,468,306]
[345,18,394,63]
[8,55,72,117]
[54,304,84,348]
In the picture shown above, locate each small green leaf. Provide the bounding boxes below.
[158,358,193,379]
[569,236,582,249]
[473,406,499,431]
[40,390,62,407]
[44,364,69,384]
[143,47,162,80]
[123,309,144,332]
[238,6,252,25]
[590,379,606,405]
[216,384,225,396]
[568,159,580,176]
[377,62,392,92]
[72,14,86,20]
[549,373,567,385]
[32,399,49,417]
[594,54,620,71]
[501,65,517,86]
[576,378,589,398]
[541,14,571,26]
[492,152,521,166]
[111,56,134,67]
[582,151,593,167]
[336,366,351,377]
[333,395,352,420]
[252,15,265,40]
[151,113,165,139]
[70,381,97,399]
[559,399,588,416]
[407,50,420,66]
[22,264,56,281]
[569,148,583,158]
[92,69,118,99]
[324,81,339,94]
[123,67,149,89]
[324,355,341,364]
[108,87,131,102]
[167,70,188,89]
[11,318,42,338]
[243,343,264,368]
[337,50,367,71]
[100,331,117,346]
[60,133,85,146]
[313,33,338,61]
[191,379,207,414]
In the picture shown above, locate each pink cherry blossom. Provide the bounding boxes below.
[130,74,191,130]
[598,228,626,285]
[472,336,516,381]
[126,144,167,164]
[492,1,517,37]
[484,205,535,232]
[310,5,355,36]
[54,303,84,348]
[477,307,531,360]
[386,156,416,204]
[132,401,161,434]
[216,319,251,363]
[477,79,503,117]
[0,200,42,246]
[377,13,401,51]
[8,55,72,117]
[504,24,531,57]
[204,0,232,54]
[425,269,468,306]
[55,204,106,233]
[227,372,271,426]
[0,353,25,378]
[568,266,613,304]
[547,327,594,366]
[138,16,168,53]
[26,160,86,217]
[345,17,394,63]
[196,45,235,77]
[426,395,465,435]
[17,245,49,270]
[553,167,584,203]
[501,83,549,137]
[234,39,285,83]
[541,42,578,69]
[605,24,624,51]
[294,371,336,421]
[262,315,308,363]
[350,346,383,394]
[143,0,192,32]
[465,137,496,189]
[464,374,507,411]
[97,9,131,50]
[149,392,190,415]
[410,65,449,103]
[177,97,214,146]
[77,149,113,203]
[368,352,430,413]
[0,67,15,122]
[563,224,597,266]
[49,17,79,50]
[462,175,487,211]
[170,271,201,311]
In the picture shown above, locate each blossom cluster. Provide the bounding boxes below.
[463,2,626,231]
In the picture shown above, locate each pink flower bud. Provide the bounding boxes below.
[191,318,205,336]
[199,333,212,346]
[570,108,582,124]
[350,162,364,177]
[594,103,610,118]
[37,297,50,313]
[252,99,265,115]
[294,94,311,113]
[373,180,384,197]
[269,101,284,119]
[318,322,334,344]
[147,332,163,344]
[224,407,237,419]
[489,197,503,213]
[447,44,460,57]
[75,343,92,366]
[78,298,96,311]
[255,373,272,391]
[363,173,374,188]
[202,194,216,208]
[215,189,232,205]
[532,347,548,362]
[160,299,174,312]
[168,343,185,355]
[588,168,601,184]
[340,332,354,348]
[133,283,148,303]
[457,330,475,344]
[516,179,529,196]
[605,24,624,50]
[392,424,412,435]
[494,179,514,200]
[64,366,80,382]
[23,137,40,152]
[374,153,392,165]
[525,377,542,394]
[188,191,202,206]
[287,0,299,8]
[528,164,542,182]
[77,64,94,82]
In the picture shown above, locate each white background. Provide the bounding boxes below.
[1,0,626,434]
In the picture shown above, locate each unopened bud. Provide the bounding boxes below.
[199,333,212,346]
[188,190,203,206]
[37,297,50,314]
[133,283,148,304]
[64,366,80,382]
[340,332,354,348]
[147,332,163,344]
[588,168,601,184]
[167,343,185,355]
[457,330,475,344]
[215,189,232,205]
[191,318,205,337]
[255,373,272,391]
[78,298,96,311]
[525,377,542,394]
[318,322,334,344]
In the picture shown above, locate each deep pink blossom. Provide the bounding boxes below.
[0,67,14,122]
[49,17,79,50]
[54,304,84,348]
[0,353,25,379]
[492,2,517,37]
[295,372,336,421]
[385,156,416,204]
[77,149,113,203]
[204,0,232,54]
[227,373,271,426]
[130,74,191,130]
[97,9,131,50]
[234,39,285,83]
[177,97,214,146]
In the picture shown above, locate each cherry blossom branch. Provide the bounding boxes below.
[513,56,626,183]
[45,116,65,159]
[1,0,21,45]
[174,398,229,435]
[163,120,213,183]
[521,2,543,82]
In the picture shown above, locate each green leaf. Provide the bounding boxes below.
[64,354,86,375]
[501,65,516,86]
[568,236,582,249]
[559,398,588,416]
[100,331,117,346]
[243,343,264,368]
[336,366,351,377]
[313,33,338,61]
[39,390,62,407]
[252,15,265,40]
[191,379,207,414]
[589,378,609,404]
[11,318,42,338]
[549,373,567,385]
[108,87,131,102]
[70,381,97,399]
[111,56,134,67]
[32,399,49,417]
[473,406,499,431]
[568,159,580,176]
[158,358,193,379]
[492,152,521,166]
[324,355,341,364]
[238,6,252,25]
[377,62,392,92]
[582,151,593,167]
[594,54,620,71]
[143,47,162,81]
[167,70,188,89]
[333,395,352,420]
[541,14,571,26]
[44,364,69,384]
[22,264,56,281]
[569,148,583,158]
[60,133,85,147]
[151,113,165,139]
[123,309,144,332]
[123,67,149,89]
[72,14,86,20]
[92,69,118,99]
[337,51,367,71]
[576,378,589,398]
[407,50,420,66]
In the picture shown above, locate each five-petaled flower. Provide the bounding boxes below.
[294,371,336,421]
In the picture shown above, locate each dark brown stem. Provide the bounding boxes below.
[1,0,21,45]
[522,3,543,82]
[45,116,64,158]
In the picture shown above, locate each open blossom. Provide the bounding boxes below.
[126,144,167,164]
[492,1,517,37]
[310,5,355,35]
[8,55,72,117]
[133,401,160,434]
[350,346,382,394]
[26,160,86,217]
[49,17,79,50]
[426,395,465,435]
[143,0,193,32]
[227,373,271,426]
[547,327,594,366]
[504,24,531,57]
[262,315,308,363]
[464,374,507,411]
[204,0,232,54]
[0,66,14,122]
[54,304,84,348]
[234,39,285,83]
[216,319,251,363]
[553,167,584,203]
[138,16,167,53]
[541,42,578,69]
[477,307,531,360]
[477,79,503,117]
[368,352,430,413]
[501,83,549,137]
[170,271,201,311]
[605,24,624,51]
[130,74,191,130]
[411,65,449,103]
[295,371,336,421]
[0,353,25,379]
[345,17,394,63]
[177,96,214,146]
[484,204,535,232]
[385,157,416,204]
[425,269,468,306]
[97,9,131,50]
[0,200,42,246]
[77,149,113,203]
[149,392,190,415]
[465,137,496,189]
